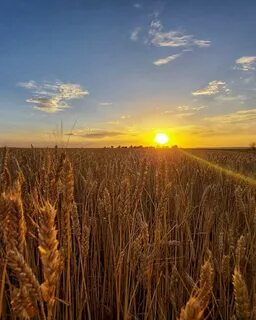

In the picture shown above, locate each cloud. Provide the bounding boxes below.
[19,81,89,113]
[153,53,182,66]
[82,132,123,139]
[184,108,256,137]
[65,129,124,139]
[240,74,256,85]
[133,3,142,9]
[120,114,131,119]
[149,18,211,48]
[235,56,256,71]
[204,108,256,124]
[163,105,207,118]
[177,105,206,112]
[193,40,212,47]
[98,102,113,107]
[215,94,246,102]
[106,120,120,125]
[192,80,230,96]
[26,97,69,113]
[18,80,38,89]
[130,27,141,41]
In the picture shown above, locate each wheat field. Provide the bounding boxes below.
[0,146,256,319]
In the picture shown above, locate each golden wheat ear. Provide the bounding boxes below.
[178,258,214,320]
[197,259,214,310]
[178,297,204,320]
[233,267,250,320]
[1,181,27,256]
[38,201,62,320]
[10,286,37,319]
[0,147,11,192]
[7,249,41,301]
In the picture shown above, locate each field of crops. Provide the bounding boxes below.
[0,147,256,319]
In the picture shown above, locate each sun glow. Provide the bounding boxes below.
[154,133,169,145]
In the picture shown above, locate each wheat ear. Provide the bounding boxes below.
[233,267,250,320]
[38,201,62,320]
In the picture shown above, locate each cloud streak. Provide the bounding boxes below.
[133,3,142,9]
[163,105,207,118]
[184,108,256,138]
[192,80,230,96]
[153,53,182,66]
[19,81,89,113]
[149,18,211,48]
[177,105,206,112]
[66,129,124,139]
[130,27,141,41]
[205,108,256,124]
[98,102,113,107]
[18,80,38,89]
[235,56,256,71]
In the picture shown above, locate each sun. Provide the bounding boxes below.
[154,133,169,145]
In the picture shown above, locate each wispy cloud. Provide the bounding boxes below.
[120,114,131,119]
[205,108,256,124]
[192,80,230,96]
[163,105,206,118]
[106,120,120,125]
[82,132,123,139]
[26,97,70,113]
[235,56,256,71]
[130,27,141,41]
[133,3,142,9]
[149,18,211,48]
[177,105,206,112]
[19,81,89,113]
[215,94,246,102]
[153,53,182,66]
[18,80,38,89]
[187,108,256,137]
[98,102,113,107]
[66,129,124,139]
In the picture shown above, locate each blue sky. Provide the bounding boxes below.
[1,0,256,147]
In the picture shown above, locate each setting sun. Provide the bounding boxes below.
[154,133,169,145]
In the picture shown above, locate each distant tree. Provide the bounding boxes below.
[250,142,256,150]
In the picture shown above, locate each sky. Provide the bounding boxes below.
[1,0,256,147]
